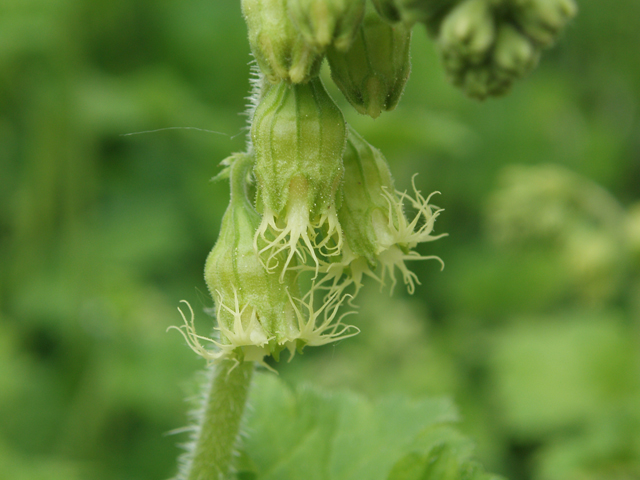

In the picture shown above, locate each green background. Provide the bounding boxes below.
[1,1,639,479]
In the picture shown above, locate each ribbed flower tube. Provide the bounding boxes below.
[203,153,300,362]
[252,77,347,273]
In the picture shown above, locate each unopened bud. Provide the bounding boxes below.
[493,23,540,77]
[252,78,346,270]
[242,0,323,83]
[327,4,412,118]
[511,0,577,47]
[288,0,366,52]
[437,1,547,99]
[438,0,495,64]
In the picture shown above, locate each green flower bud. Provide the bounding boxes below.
[331,128,446,294]
[438,0,495,65]
[288,0,366,51]
[492,23,540,78]
[432,0,574,98]
[511,0,577,47]
[251,78,346,272]
[171,153,357,365]
[437,1,545,99]
[242,0,323,83]
[326,4,412,118]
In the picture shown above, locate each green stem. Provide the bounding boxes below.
[184,360,254,480]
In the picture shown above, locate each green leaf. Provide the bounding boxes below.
[388,445,503,480]
[241,373,503,480]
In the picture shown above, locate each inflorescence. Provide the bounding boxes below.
[171,0,576,366]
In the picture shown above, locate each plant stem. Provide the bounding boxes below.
[185,360,254,480]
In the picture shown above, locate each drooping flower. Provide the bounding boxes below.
[326,2,412,118]
[329,128,446,295]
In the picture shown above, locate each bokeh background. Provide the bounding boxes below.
[1,1,639,479]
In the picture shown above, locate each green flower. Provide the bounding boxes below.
[313,129,446,297]
[171,153,357,366]
[251,78,347,274]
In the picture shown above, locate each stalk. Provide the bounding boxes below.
[181,360,254,480]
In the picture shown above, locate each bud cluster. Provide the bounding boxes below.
[486,164,628,304]
[369,0,577,98]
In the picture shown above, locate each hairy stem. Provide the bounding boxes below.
[184,360,254,480]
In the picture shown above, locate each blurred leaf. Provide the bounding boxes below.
[242,372,498,480]
[490,311,639,440]
[388,445,502,480]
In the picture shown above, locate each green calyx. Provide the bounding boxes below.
[288,0,366,52]
[203,153,300,361]
[242,0,323,83]
[327,3,412,118]
[252,77,346,270]
[252,78,346,218]
[339,127,397,265]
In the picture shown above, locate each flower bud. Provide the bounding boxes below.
[251,78,346,271]
[242,0,323,83]
[438,0,495,65]
[437,1,546,99]
[493,23,540,78]
[326,4,412,118]
[288,0,366,52]
[511,0,577,47]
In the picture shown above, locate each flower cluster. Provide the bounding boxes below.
[172,0,574,366]
[372,0,577,99]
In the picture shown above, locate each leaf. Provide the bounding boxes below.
[240,373,503,480]
[387,445,503,480]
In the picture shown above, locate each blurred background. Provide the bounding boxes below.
[1,1,639,479]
